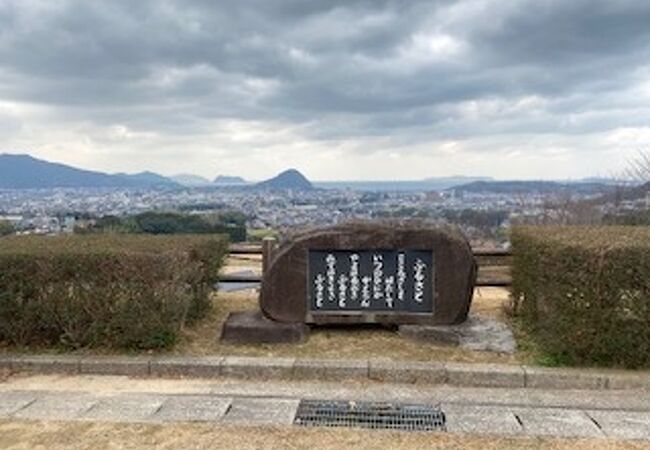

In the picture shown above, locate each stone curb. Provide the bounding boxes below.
[1,354,648,391]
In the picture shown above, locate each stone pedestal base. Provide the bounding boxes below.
[399,314,516,354]
[220,311,310,344]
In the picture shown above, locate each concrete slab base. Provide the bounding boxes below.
[13,393,97,420]
[399,313,516,354]
[514,408,603,438]
[0,392,38,416]
[588,410,650,440]
[156,396,232,422]
[83,394,166,422]
[443,404,522,435]
[220,310,310,344]
[222,398,300,425]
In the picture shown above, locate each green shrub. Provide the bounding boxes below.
[603,210,650,226]
[0,220,13,236]
[0,234,228,350]
[511,226,650,368]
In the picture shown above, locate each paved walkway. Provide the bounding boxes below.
[0,374,649,441]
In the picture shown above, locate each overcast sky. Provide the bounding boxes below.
[1,0,650,181]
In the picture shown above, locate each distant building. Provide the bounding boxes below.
[0,215,22,225]
[62,216,76,233]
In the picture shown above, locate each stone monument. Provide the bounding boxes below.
[221,222,477,344]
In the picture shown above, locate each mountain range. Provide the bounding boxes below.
[0,153,627,194]
[314,176,492,192]
[0,154,178,189]
[0,153,311,191]
[449,180,619,195]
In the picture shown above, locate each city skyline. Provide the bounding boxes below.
[1,1,650,180]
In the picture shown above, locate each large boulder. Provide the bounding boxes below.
[260,223,477,326]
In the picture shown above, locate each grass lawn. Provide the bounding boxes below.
[0,420,644,450]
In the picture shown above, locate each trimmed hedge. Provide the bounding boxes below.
[511,226,650,368]
[0,234,228,350]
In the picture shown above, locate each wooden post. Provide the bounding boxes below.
[262,236,277,276]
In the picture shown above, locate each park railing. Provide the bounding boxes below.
[223,243,512,287]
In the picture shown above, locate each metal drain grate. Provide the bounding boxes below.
[294,400,446,432]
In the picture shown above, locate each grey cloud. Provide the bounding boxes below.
[0,0,649,151]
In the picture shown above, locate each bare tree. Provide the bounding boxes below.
[626,149,650,183]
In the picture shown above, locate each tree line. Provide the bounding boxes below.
[77,211,247,242]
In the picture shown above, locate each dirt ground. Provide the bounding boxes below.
[172,286,521,364]
[0,420,646,450]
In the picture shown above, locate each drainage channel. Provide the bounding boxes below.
[294,400,446,432]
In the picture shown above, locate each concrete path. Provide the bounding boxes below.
[0,374,649,441]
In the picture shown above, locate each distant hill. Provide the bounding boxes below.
[425,176,493,186]
[171,174,213,187]
[315,176,493,192]
[592,181,650,204]
[255,169,313,191]
[576,177,622,185]
[213,175,247,185]
[630,181,650,199]
[115,171,179,187]
[0,154,177,189]
[450,180,616,195]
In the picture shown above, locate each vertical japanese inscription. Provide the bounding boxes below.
[309,250,434,313]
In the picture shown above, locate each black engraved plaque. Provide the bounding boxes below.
[308,250,434,314]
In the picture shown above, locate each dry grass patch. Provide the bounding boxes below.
[175,287,521,364]
[0,420,645,450]
[221,255,262,275]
